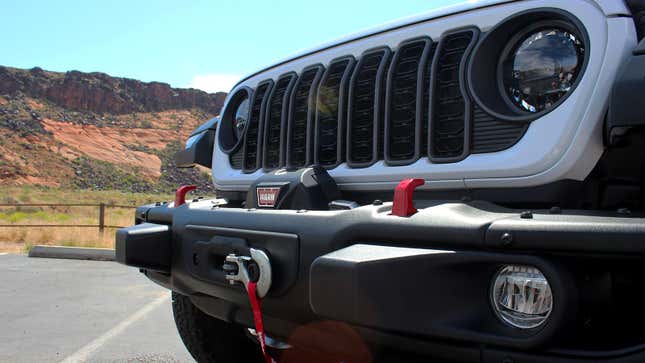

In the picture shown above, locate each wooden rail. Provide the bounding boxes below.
[0,203,137,232]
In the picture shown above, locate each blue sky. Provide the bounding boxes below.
[2,0,462,93]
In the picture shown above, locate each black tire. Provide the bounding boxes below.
[172,292,264,363]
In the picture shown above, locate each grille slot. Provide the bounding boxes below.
[347,48,391,168]
[428,28,479,162]
[263,73,297,171]
[242,80,273,172]
[384,37,432,165]
[286,65,324,169]
[429,28,478,162]
[471,104,528,153]
[315,56,355,168]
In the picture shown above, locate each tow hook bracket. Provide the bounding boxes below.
[391,178,425,217]
[223,248,272,298]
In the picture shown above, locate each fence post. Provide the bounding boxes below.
[98,203,106,236]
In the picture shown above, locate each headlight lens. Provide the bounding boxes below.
[491,265,553,329]
[233,97,249,140]
[502,28,584,113]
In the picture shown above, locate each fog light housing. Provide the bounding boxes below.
[491,265,553,329]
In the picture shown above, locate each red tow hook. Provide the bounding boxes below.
[391,178,425,217]
[174,185,197,207]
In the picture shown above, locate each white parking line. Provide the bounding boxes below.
[59,292,170,363]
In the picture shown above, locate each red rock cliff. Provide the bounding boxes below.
[0,66,227,114]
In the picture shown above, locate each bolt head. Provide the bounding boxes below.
[501,233,513,246]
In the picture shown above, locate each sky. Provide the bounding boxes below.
[2,0,464,93]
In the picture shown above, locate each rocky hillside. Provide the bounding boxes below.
[0,66,227,194]
[0,66,225,114]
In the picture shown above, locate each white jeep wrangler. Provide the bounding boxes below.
[117,1,645,362]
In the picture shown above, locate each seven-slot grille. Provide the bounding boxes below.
[230,29,528,172]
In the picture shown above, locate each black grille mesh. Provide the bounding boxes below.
[429,30,476,160]
[471,104,528,153]
[315,57,354,167]
[347,49,390,167]
[287,65,323,168]
[385,38,431,164]
[229,149,244,169]
[263,74,296,170]
[243,81,272,172]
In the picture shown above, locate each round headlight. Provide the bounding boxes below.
[219,88,251,154]
[491,265,553,329]
[502,28,585,113]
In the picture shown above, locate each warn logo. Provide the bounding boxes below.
[256,187,282,208]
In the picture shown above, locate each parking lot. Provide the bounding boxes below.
[0,253,195,362]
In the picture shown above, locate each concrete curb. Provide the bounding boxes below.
[28,245,115,261]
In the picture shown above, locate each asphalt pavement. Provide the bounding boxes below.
[0,253,195,363]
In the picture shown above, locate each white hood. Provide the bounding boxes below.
[233,0,629,90]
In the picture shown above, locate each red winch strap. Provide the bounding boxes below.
[247,282,275,363]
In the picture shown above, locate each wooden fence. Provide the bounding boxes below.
[0,203,136,232]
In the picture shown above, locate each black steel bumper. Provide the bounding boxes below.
[116,200,645,362]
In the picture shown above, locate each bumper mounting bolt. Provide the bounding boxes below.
[501,233,513,246]
[372,199,383,206]
[520,211,533,219]
[617,208,631,215]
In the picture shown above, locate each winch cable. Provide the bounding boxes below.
[247,281,276,363]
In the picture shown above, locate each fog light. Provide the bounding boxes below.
[491,265,552,329]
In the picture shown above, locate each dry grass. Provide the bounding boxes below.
[0,228,116,252]
[0,186,173,253]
